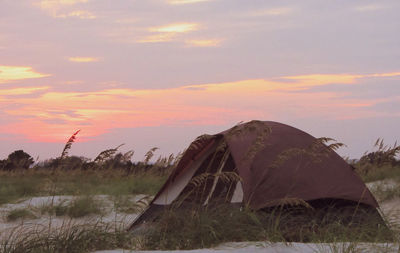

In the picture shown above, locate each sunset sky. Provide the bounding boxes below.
[1,0,399,161]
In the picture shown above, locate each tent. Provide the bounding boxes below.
[129,120,383,231]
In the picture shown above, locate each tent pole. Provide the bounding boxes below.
[203,148,230,206]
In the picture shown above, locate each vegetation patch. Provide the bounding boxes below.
[0,170,166,205]
[0,175,42,205]
[352,138,400,183]
[112,195,150,214]
[358,165,400,183]
[67,196,104,218]
[39,196,104,218]
[142,204,396,250]
[0,131,173,205]
[6,208,37,222]
[0,222,135,253]
[39,200,69,217]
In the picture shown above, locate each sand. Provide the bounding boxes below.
[93,242,400,253]
[0,180,399,253]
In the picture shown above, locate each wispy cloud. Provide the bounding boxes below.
[250,7,293,17]
[55,10,96,19]
[185,39,222,47]
[367,72,400,78]
[2,71,398,142]
[0,66,50,83]
[35,0,95,19]
[167,0,212,5]
[38,0,88,8]
[138,23,200,43]
[136,33,175,43]
[114,18,140,25]
[0,86,50,96]
[282,74,361,86]
[68,57,100,63]
[149,23,199,33]
[355,4,386,12]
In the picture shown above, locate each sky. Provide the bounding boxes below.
[0,0,399,161]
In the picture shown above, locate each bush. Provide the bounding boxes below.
[0,150,34,171]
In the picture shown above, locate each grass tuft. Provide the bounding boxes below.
[0,222,136,253]
[112,195,151,214]
[39,196,104,218]
[6,208,37,222]
[67,196,104,218]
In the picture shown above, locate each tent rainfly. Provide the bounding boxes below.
[129,120,383,231]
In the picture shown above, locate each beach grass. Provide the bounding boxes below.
[0,169,167,205]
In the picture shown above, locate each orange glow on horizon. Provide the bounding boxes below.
[1,71,399,142]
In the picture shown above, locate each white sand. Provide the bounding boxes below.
[367,180,400,226]
[93,242,400,253]
[0,195,144,239]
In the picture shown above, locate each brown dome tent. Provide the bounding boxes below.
[129,120,384,233]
